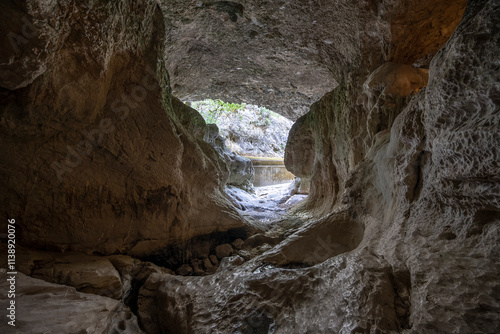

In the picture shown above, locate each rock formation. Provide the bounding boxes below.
[0,0,248,258]
[0,269,143,333]
[203,122,255,192]
[1,0,499,333]
[192,100,293,158]
[138,1,499,333]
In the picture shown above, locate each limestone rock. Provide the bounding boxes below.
[0,269,142,334]
[176,264,193,276]
[9,246,122,299]
[232,238,245,250]
[138,251,407,333]
[136,1,499,333]
[190,240,211,259]
[204,123,255,191]
[202,257,213,270]
[190,259,205,276]
[30,253,123,299]
[242,233,280,250]
[1,0,497,333]
[160,0,465,120]
[215,244,234,260]
[262,208,364,267]
[0,0,247,257]
[209,254,219,266]
[5,246,172,302]
[192,101,293,157]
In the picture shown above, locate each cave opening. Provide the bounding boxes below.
[188,98,308,224]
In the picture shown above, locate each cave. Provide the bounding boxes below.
[0,0,499,333]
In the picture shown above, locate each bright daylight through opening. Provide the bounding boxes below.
[188,99,308,224]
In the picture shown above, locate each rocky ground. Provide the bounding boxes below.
[227,182,308,225]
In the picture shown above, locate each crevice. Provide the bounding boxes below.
[123,275,149,331]
[389,269,412,331]
[412,150,425,200]
[139,226,249,272]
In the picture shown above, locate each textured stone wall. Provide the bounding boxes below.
[159,0,465,120]
[0,0,246,257]
[137,1,499,333]
[1,0,498,333]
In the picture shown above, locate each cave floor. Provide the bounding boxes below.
[227,182,307,225]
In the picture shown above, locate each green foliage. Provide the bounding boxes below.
[192,99,245,126]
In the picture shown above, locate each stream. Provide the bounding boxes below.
[226,181,307,225]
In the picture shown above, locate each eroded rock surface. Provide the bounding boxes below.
[159,0,465,120]
[0,0,247,257]
[0,269,142,334]
[1,0,497,333]
[137,1,499,333]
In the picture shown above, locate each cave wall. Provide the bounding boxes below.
[159,0,466,120]
[137,1,499,333]
[0,0,498,333]
[0,0,246,257]
[285,0,466,215]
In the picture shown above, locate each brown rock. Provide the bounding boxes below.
[0,269,142,333]
[232,238,245,250]
[190,241,211,259]
[209,255,219,266]
[29,253,122,299]
[242,234,280,250]
[202,257,213,270]
[175,264,193,276]
[0,0,247,258]
[215,244,234,260]
[190,259,205,276]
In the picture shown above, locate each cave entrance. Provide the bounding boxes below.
[189,99,308,223]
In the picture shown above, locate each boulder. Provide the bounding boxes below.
[232,238,245,250]
[215,244,234,260]
[0,269,142,334]
[175,264,193,276]
[209,255,219,266]
[0,0,246,258]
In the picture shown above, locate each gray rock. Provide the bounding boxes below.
[242,234,280,250]
[0,269,142,334]
[204,124,255,192]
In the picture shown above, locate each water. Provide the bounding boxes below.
[226,182,307,225]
